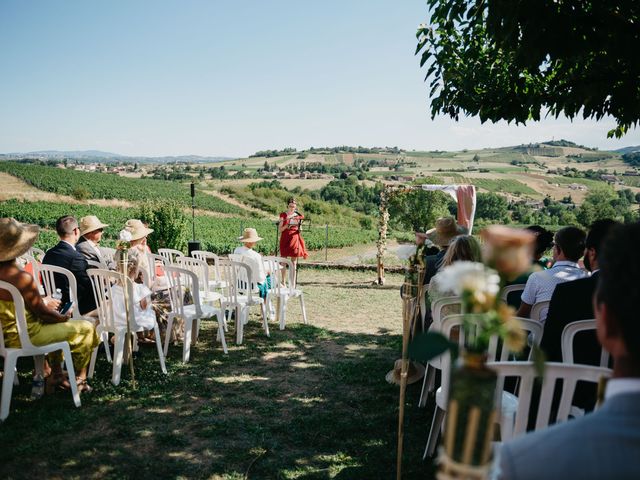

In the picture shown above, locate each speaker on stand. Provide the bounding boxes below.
[188,182,201,255]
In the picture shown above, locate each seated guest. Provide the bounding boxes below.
[497,222,640,479]
[0,218,99,393]
[428,234,482,303]
[76,215,115,269]
[42,216,97,316]
[423,217,468,286]
[516,226,587,323]
[542,219,619,362]
[123,219,155,285]
[234,228,270,298]
[506,226,554,308]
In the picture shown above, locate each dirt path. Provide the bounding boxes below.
[200,189,271,217]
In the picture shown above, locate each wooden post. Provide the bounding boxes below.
[396,281,413,479]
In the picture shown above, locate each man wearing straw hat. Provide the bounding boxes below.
[234,228,271,299]
[77,215,115,270]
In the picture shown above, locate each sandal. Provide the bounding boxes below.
[45,373,71,394]
[76,378,93,394]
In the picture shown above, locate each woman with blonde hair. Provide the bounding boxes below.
[428,234,482,303]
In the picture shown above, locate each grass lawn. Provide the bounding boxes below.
[0,269,435,479]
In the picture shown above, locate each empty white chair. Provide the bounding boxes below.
[0,280,81,420]
[163,265,227,360]
[424,314,543,458]
[87,268,167,385]
[489,361,611,438]
[191,250,227,290]
[176,256,223,304]
[158,248,184,265]
[263,256,308,329]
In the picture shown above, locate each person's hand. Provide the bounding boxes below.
[42,296,61,311]
[63,309,73,320]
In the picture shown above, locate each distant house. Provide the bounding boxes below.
[568,183,587,191]
[623,170,639,176]
[600,174,619,183]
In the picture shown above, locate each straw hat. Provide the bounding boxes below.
[238,228,263,243]
[426,217,468,247]
[124,219,154,241]
[385,359,426,386]
[0,218,40,262]
[79,215,109,236]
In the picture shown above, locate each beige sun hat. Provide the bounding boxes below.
[124,219,154,241]
[0,218,40,262]
[385,359,426,386]
[426,217,468,247]
[79,215,109,236]
[238,228,262,243]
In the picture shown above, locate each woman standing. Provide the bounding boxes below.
[278,197,308,286]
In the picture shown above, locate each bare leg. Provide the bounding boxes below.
[290,257,298,288]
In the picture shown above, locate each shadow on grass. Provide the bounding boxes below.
[0,321,436,479]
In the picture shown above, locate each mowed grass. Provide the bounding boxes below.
[0,269,435,479]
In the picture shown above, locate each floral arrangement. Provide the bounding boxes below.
[117,229,132,252]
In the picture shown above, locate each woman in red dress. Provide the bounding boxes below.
[279,197,308,286]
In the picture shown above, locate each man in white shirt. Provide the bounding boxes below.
[233,228,269,297]
[516,226,587,323]
[76,215,115,269]
[497,221,640,479]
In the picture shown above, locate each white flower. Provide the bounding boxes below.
[396,244,417,261]
[119,230,133,242]
[434,261,500,297]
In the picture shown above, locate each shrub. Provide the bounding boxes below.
[138,200,188,252]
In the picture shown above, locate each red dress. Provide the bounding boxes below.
[279,212,308,258]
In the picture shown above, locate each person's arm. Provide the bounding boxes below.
[516,301,532,319]
[516,275,536,319]
[278,214,288,234]
[16,271,70,323]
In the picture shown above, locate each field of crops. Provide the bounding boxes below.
[0,162,245,215]
[0,200,378,255]
[463,178,538,195]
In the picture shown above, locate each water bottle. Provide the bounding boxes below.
[52,288,62,301]
[31,373,45,400]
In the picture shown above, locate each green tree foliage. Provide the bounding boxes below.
[475,192,509,222]
[417,1,640,137]
[622,152,640,166]
[138,200,188,252]
[319,176,383,215]
[576,187,635,227]
[388,189,450,232]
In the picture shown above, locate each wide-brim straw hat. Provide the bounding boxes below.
[426,217,468,247]
[385,359,426,386]
[238,228,263,243]
[124,219,154,241]
[79,215,109,236]
[0,218,40,262]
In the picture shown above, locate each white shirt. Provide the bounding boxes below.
[112,282,156,330]
[521,260,588,322]
[605,378,640,401]
[233,246,267,284]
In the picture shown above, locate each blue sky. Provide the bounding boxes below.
[1,0,638,157]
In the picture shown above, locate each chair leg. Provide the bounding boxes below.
[112,333,126,386]
[88,346,98,379]
[183,320,192,363]
[164,314,175,356]
[1,355,17,421]
[418,365,435,408]
[102,331,112,363]
[279,296,287,330]
[153,323,167,374]
[424,406,446,459]
[60,345,81,408]
[300,294,308,325]
[217,313,228,354]
[236,307,244,345]
[260,302,270,337]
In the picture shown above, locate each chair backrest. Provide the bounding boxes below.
[158,248,184,265]
[489,361,612,437]
[191,250,222,284]
[87,268,144,331]
[263,256,295,295]
[38,264,82,320]
[0,280,37,351]
[99,247,116,266]
[231,260,257,299]
[500,284,525,303]
[438,314,542,412]
[163,265,203,318]
[561,319,610,367]
[176,257,210,294]
[530,300,550,323]
[431,296,462,330]
[145,253,168,288]
[28,247,46,263]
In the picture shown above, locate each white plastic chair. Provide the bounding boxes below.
[418,296,462,408]
[424,314,543,458]
[263,256,308,329]
[530,300,550,323]
[28,247,45,262]
[0,280,81,421]
[176,257,223,304]
[87,268,167,385]
[163,265,227,360]
[489,361,611,439]
[99,247,116,267]
[561,319,610,367]
[38,264,89,322]
[86,259,105,269]
[191,250,227,291]
[218,259,269,345]
[500,284,525,303]
[158,248,184,265]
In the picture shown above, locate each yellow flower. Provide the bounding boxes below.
[503,316,526,353]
